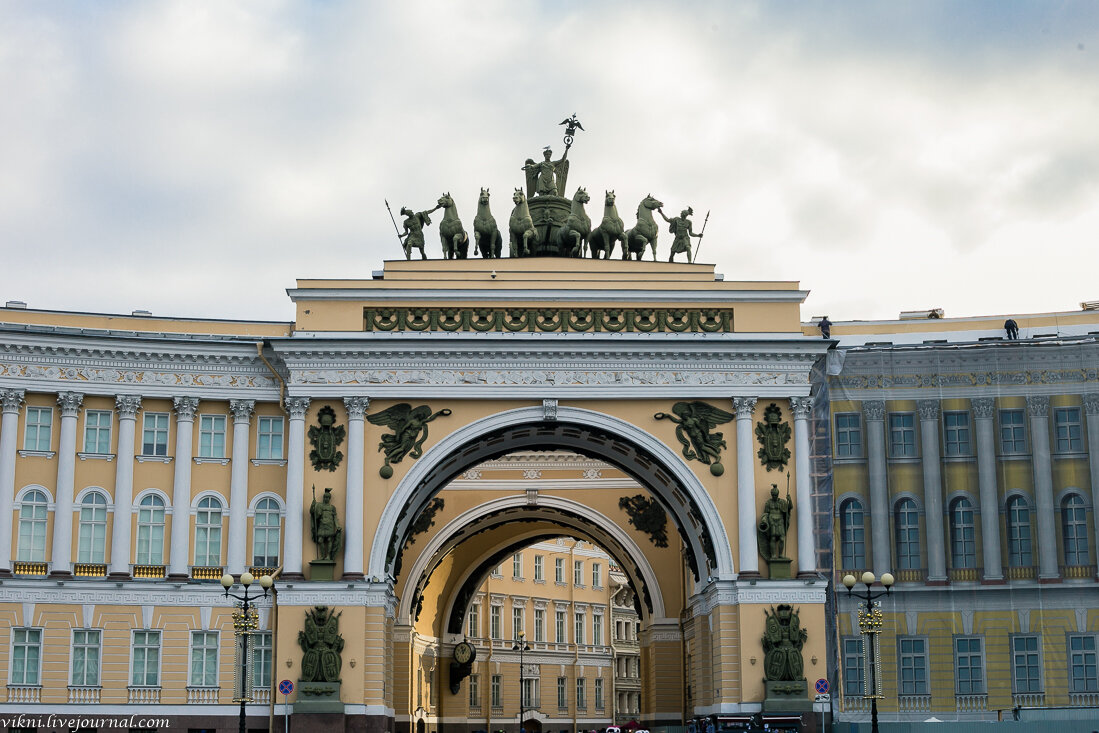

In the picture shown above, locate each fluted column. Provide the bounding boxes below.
[168,397,199,579]
[863,400,891,576]
[733,397,758,576]
[50,392,83,577]
[1083,394,1099,580]
[227,399,255,575]
[0,389,26,576]
[1027,396,1058,581]
[344,397,369,580]
[108,395,141,579]
[284,397,310,579]
[972,398,1003,582]
[790,397,816,575]
[917,400,947,583]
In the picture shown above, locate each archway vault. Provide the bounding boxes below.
[369,406,736,585]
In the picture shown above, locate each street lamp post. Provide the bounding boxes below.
[842,571,893,733]
[221,571,274,733]
[512,630,531,733]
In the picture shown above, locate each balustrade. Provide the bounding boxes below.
[68,686,101,703]
[898,694,932,712]
[187,687,220,704]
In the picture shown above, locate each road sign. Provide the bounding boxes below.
[279,679,294,695]
[814,678,829,695]
[816,693,829,702]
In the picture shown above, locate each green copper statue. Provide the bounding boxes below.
[762,604,807,682]
[757,482,792,563]
[399,205,439,260]
[655,401,735,468]
[367,403,453,478]
[625,194,664,261]
[473,188,504,259]
[299,606,344,683]
[310,486,343,562]
[658,207,703,263]
[436,193,469,259]
[523,147,570,198]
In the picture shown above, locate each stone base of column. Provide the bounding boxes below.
[0,568,12,578]
[48,570,73,579]
[281,571,307,582]
[738,570,762,580]
[1038,576,1061,584]
[107,571,133,581]
[342,572,366,581]
[926,579,949,586]
[980,577,1006,585]
[167,573,190,582]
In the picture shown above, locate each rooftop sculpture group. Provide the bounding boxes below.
[387,115,708,262]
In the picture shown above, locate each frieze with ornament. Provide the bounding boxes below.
[0,362,275,389]
[294,368,807,387]
[363,306,734,333]
[835,368,1099,392]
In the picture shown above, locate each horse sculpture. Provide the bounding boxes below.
[553,187,591,258]
[437,193,469,260]
[509,188,537,257]
[473,188,503,259]
[587,189,626,259]
[624,194,664,261]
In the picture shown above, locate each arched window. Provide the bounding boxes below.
[136,494,166,566]
[17,489,49,562]
[1062,494,1090,566]
[252,498,281,567]
[77,492,109,564]
[194,497,223,567]
[1006,496,1033,568]
[840,498,866,570]
[950,497,976,569]
[894,499,921,570]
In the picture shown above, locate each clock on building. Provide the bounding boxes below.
[453,641,476,665]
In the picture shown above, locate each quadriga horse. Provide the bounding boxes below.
[473,188,503,259]
[437,193,469,260]
[509,188,537,257]
[588,189,626,259]
[624,193,664,261]
[554,187,591,258]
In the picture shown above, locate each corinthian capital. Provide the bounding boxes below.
[790,396,813,420]
[173,396,200,421]
[344,396,370,420]
[970,397,995,420]
[733,397,757,419]
[115,395,143,419]
[229,399,256,423]
[286,396,311,420]
[917,399,940,421]
[862,400,885,422]
[1,389,25,414]
[57,391,84,416]
[1083,393,1099,416]
[1026,395,1049,418]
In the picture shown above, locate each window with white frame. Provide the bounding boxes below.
[256,416,284,460]
[949,497,976,569]
[594,677,604,709]
[943,411,971,456]
[1006,496,1033,567]
[953,637,985,694]
[575,611,585,645]
[252,497,281,567]
[77,491,109,564]
[534,608,545,642]
[131,630,161,687]
[17,489,49,562]
[894,498,920,570]
[490,674,502,707]
[83,410,112,454]
[1069,634,1098,693]
[889,413,917,458]
[136,494,166,566]
[1062,494,1090,566]
[592,562,601,587]
[23,406,52,451]
[194,496,223,567]
[835,413,863,458]
[555,557,565,583]
[490,605,501,639]
[999,409,1026,454]
[491,563,502,577]
[512,607,524,639]
[843,637,865,696]
[557,676,567,709]
[189,631,219,687]
[573,559,583,585]
[467,603,480,637]
[10,628,42,685]
[1011,635,1041,693]
[198,415,227,458]
[142,412,169,456]
[534,554,544,581]
[513,552,523,579]
[521,677,537,708]
[555,609,566,642]
[576,677,586,709]
[593,612,603,645]
[839,498,866,570]
[1054,407,1084,453]
[898,637,928,695]
[71,629,101,686]
[253,631,272,689]
[468,673,480,708]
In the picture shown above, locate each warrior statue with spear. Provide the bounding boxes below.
[386,199,441,260]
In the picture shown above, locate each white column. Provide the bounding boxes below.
[168,396,198,579]
[50,391,83,577]
[1027,396,1059,580]
[344,396,369,579]
[863,400,891,577]
[972,398,1003,582]
[284,397,310,579]
[227,399,255,575]
[791,397,816,574]
[1083,394,1099,580]
[0,389,26,576]
[917,400,947,583]
[733,397,758,576]
[108,395,141,578]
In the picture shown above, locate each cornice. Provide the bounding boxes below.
[287,286,810,305]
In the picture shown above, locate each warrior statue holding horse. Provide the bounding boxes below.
[436,192,470,260]
[473,188,504,259]
[624,194,664,261]
[588,189,626,259]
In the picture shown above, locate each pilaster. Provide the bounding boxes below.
[168,396,199,579]
[862,400,890,576]
[50,391,84,577]
[227,399,255,574]
[1027,396,1058,580]
[0,389,26,576]
[1083,394,1099,579]
[790,397,815,575]
[971,397,1003,582]
[917,399,946,582]
[733,397,758,577]
[108,395,141,579]
[344,396,370,580]
[284,396,311,579]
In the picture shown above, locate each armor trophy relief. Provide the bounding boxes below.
[386,114,709,262]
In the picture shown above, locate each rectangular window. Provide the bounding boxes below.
[593,613,603,645]
[1069,635,1098,693]
[10,628,42,685]
[534,608,545,642]
[534,555,544,581]
[490,674,502,707]
[82,410,112,454]
[468,673,480,708]
[574,560,583,586]
[943,411,972,456]
[71,629,101,686]
[198,415,227,458]
[189,631,219,687]
[256,416,284,459]
[490,606,501,640]
[491,564,502,577]
[592,562,601,588]
[23,406,53,452]
[898,637,928,695]
[467,604,480,638]
[576,677,586,710]
[556,610,566,643]
[843,637,865,696]
[254,631,272,689]
[521,678,537,708]
[1055,407,1084,452]
[142,412,169,456]
[555,557,564,583]
[594,677,604,709]
[557,676,568,709]
[999,409,1026,454]
[835,413,863,458]
[512,607,524,639]
[513,552,523,579]
[1012,635,1041,693]
[575,611,585,645]
[131,630,161,687]
[889,413,917,458]
[954,637,985,694]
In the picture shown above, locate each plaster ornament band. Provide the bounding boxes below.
[294,367,805,388]
[363,306,734,333]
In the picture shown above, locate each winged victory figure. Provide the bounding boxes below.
[367,403,453,469]
[654,401,736,465]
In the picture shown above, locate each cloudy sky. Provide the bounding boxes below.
[2,1,1097,324]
